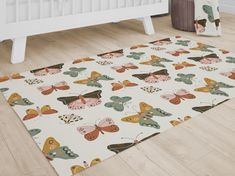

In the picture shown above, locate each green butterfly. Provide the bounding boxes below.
[175,73,195,85]
[127,52,145,60]
[74,71,114,88]
[43,137,79,160]
[105,96,132,112]
[226,57,235,64]
[7,93,34,106]
[0,88,9,93]
[121,102,172,129]
[195,78,234,97]
[29,129,41,137]
[63,67,86,77]
[175,40,191,46]
[107,132,160,154]
[140,55,173,67]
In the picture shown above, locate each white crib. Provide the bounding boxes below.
[0,0,169,64]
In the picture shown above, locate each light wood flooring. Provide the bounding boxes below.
[0,13,235,176]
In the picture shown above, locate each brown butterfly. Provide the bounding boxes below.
[77,118,119,141]
[111,80,138,91]
[149,38,172,46]
[0,73,25,83]
[73,57,95,64]
[188,54,221,64]
[57,90,102,110]
[130,44,148,50]
[30,64,64,76]
[97,49,124,59]
[132,69,171,83]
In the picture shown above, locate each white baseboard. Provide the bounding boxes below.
[220,0,235,14]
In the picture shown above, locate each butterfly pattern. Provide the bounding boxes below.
[37,81,70,95]
[7,93,34,106]
[57,90,102,110]
[74,71,113,88]
[112,63,138,73]
[78,118,119,141]
[1,36,235,176]
[188,54,222,64]
[104,96,132,112]
[132,69,171,83]
[139,55,173,68]
[167,49,190,56]
[161,89,196,105]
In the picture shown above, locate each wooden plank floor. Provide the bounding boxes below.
[0,13,235,176]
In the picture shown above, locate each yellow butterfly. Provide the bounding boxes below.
[74,71,113,88]
[140,55,172,67]
[194,78,234,97]
[121,102,171,129]
[7,93,34,106]
[42,137,78,160]
[70,158,101,174]
[170,116,192,126]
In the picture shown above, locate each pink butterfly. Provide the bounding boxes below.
[167,49,190,56]
[77,118,119,141]
[37,81,70,95]
[112,63,138,73]
[57,90,102,110]
[220,68,235,80]
[161,89,196,105]
[30,64,64,76]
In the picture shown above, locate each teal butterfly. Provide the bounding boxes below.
[226,57,235,64]
[175,73,195,85]
[105,96,132,112]
[175,40,191,46]
[29,129,41,137]
[0,88,9,93]
[121,102,172,129]
[63,67,86,77]
[74,71,114,88]
[43,137,79,160]
[127,52,145,60]
[7,93,34,106]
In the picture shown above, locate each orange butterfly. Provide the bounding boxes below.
[219,49,229,54]
[111,80,138,91]
[161,89,196,105]
[77,118,119,141]
[170,116,192,126]
[37,81,70,95]
[173,62,196,70]
[0,73,25,83]
[72,57,95,64]
[23,105,58,121]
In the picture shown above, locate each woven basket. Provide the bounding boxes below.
[171,0,195,32]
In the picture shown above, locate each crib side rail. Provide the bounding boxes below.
[0,0,169,41]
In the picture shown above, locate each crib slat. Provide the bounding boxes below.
[15,0,19,22]
[51,0,54,17]
[27,0,31,20]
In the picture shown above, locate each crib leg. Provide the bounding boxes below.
[11,37,27,64]
[142,16,155,35]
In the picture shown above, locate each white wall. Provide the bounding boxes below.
[220,0,235,14]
